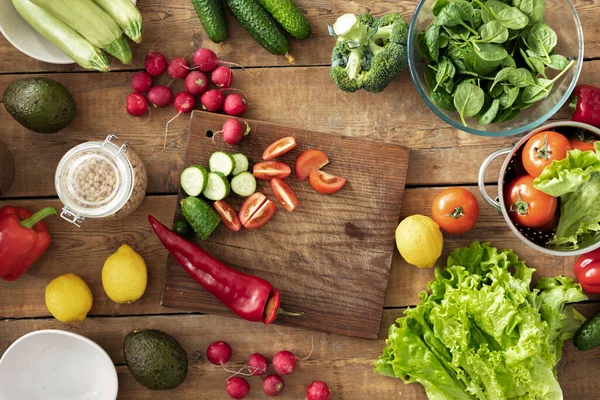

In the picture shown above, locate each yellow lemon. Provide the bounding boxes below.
[395,215,443,268]
[45,273,93,323]
[102,244,147,304]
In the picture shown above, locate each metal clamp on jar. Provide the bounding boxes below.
[55,134,148,227]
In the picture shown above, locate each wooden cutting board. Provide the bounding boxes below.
[161,111,410,339]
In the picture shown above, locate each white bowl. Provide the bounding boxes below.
[0,330,118,400]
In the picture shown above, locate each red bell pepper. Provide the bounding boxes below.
[570,84,600,128]
[148,216,301,323]
[0,206,57,281]
[574,247,600,294]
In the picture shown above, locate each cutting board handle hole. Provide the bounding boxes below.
[206,130,214,138]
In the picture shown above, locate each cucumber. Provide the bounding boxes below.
[172,219,193,238]
[259,0,311,40]
[181,196,221,240]
[224,0,289,55]
[203,172,230,201]
[574,311,600,351]
[181,165,209,196]
[209,152,236,176]
[231,153,249,176]
[231,172,256,197]
[191,0,228,43]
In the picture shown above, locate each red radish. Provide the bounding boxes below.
[173,92,196,113]
[206,341,232,365]
[148,85,173,107]
[223,94,248,116]
[126,92,149,116]
[226,377,250,400]
[201,89,224,112]
[214,118,249,145]
[272,350,296,376]
[184,70,209,95]
[211,66,233,88]
[131,71,152,92]
[306,381,331,400]
[262,374,284,396]
[144,52,167,76]
[247,353,268,376]
[193,48,219,72]
[167,57,190,79]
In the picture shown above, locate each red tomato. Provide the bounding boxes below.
[574,248,600,294]
[504,175,557,228]
[244,199,276,229]
[213,200,241,232]
[270,178,299,212]
[295,150,329,181]
[239,193,267,226]
[522,131,571,178]
[253,162,291,180]
[309,170,347,195]
[431,187,479,234]
[569,137,596,152]
[262,137,297,161]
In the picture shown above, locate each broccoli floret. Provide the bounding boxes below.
[329,13,409,93]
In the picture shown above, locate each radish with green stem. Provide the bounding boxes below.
[131,71,152,92]
[223,94,248,116]
[185,70,209,95]
[148,85,173,107]
[212,66,233,88]
[144,51,167,76]
[247,353,268,376]
[226,377,250,399]
[263,374,284,396]
[167,57,190,79]
[126,92,148,116]
[306,381,330,400]
[272,350,296,376]
[201,89,224,112]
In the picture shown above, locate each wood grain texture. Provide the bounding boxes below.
[162,112,410,339]
[0,141,13,195]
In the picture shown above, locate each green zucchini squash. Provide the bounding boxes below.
[191,0,228,43]
[259,0,311,40]
[91,0,144,44]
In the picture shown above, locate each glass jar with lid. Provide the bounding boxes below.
[55,134,148,226]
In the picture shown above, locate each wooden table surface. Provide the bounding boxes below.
[1,1,600,399]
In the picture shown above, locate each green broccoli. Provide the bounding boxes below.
[329,13,409,93]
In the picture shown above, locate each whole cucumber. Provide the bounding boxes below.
[224,0,289,55]
[191,0,228,43]
[574,311,600,351]
[181,197,221,240]
[259,0,311,40]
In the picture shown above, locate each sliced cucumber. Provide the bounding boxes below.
[231,153,249,176]
[209,151,236,176]
[203,172,231,201]
[231,172,257,197]
[180,165,208,197]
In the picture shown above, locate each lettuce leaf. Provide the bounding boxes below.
[375,242,587,400]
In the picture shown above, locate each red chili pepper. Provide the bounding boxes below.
[570,84,600,128]
[0,206,57,281]
[574,247,600,294]
[148,216,301,324]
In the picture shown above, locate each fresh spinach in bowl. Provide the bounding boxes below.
[419,0,574,127]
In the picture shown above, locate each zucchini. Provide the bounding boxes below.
[231,172,256,197]
[224,0,289,55]
[181,165,209,197]
[91,0,144,43]
[181,196,221,240]
[12,0,110,72]
[209,152,236,176]
[259,0,311,40]
[191,0,228,43]
[231,153,249,176]
[30,0,132,64]
[574,311,600,351]
[203,172,230,201]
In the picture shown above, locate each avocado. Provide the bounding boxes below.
[3,78,76,134]
[123,329,188,390]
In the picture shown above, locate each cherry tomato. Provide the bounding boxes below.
[262,137,297,161]
[213,200,241,232]
[309,170,347,195]
[569,137,596,152]
[522,131,571,178]
[253,162,291,180]
[504,175,557,228]
[431,187,479,234]
[239,193,267,226]
[270,178,299,212]
[244,199,276,229]
[295,150,329,181]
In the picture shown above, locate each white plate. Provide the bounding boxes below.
[0,330,118,400]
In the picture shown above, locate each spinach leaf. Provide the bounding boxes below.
[434,57,456,91]
[493,107,520,123]
[424,65,437,91]
[425,25,441,62]
[432,0,449,16]
[478,98,501,124]
[507,68,536,87]
[526,24,557,61]
[512,0,545,24]
[439,32,450,48]
[435,3,479,35]
[495,7,529,30]
[455,0,476,23]
[519,48,546,76]
[545,54,569,70]
[489,82,505,98]
[473,9,484,30]
[417,31,432,63]
[490,67,515,90]
[454,81,486,126]
[477,20,509,43]
[474,43,509,61]
[499,86,520,109]
[432,89,457,110]
[522,77,553,103]
[501,54,517,68]
[465,49,502,75]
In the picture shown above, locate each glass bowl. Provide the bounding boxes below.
[407,0,584,137]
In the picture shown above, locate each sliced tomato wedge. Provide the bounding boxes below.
[295,149,329,181]
[244,199,276,229]
[270,178,299,212]
[213,200,241,232]
[262,137,297,161]
[309,170,347,195]
[253,161,291,180]
[239,193,267,226]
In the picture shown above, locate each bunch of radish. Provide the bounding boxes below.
[205,340,331,399]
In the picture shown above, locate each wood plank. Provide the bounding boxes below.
[0,0,598,74]
[1,306,600,399]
